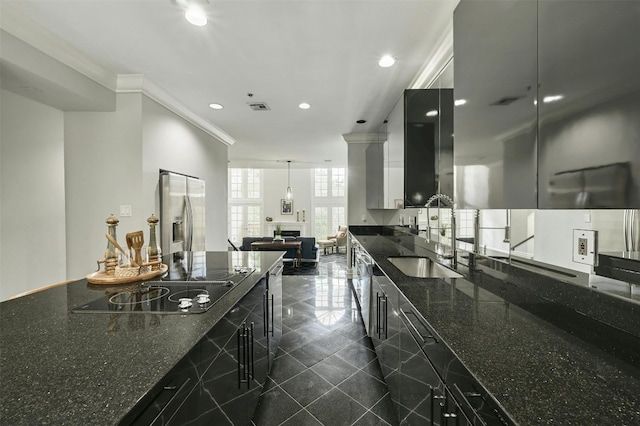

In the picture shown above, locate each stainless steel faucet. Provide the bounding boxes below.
[424,194,457,266]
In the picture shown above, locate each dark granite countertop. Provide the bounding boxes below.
[350,229,640,425]
[0,251,283,426]
[600,251,640,262]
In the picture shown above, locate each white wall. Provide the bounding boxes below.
[64,93,143,279]
[0,89,67,300]
[347,142,385,226]
[534,210,592,273]
[141,96,228,252]
[591,210,625,253]
[63,93,230,280]
[261,168,313,227]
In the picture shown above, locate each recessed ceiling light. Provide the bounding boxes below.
[378,55,396,68]
[543,94,564,103]
[454,99,467,106]
[185,6,207,26]
[299,102,311,110]
[426,110,439,117]
[356,119,367,124]
[209,103,223,110]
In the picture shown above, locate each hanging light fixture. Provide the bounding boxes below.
[285,160,293,200]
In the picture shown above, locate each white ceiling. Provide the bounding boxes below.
[2,0,458,168]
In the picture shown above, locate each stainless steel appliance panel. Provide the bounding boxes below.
[161,172,187,255]
[160,171,206,255]
[538,1,640,208]
[453,0,538,209]
[186,177,205,251]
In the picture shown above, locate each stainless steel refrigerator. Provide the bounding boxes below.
[160,170,205,255]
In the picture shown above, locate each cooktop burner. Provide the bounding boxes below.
[72,268,254,315]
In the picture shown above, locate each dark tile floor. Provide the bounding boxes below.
[252,253,398,426]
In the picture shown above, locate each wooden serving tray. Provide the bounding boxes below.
[86,264,168,285]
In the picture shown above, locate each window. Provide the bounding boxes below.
[314,168,329,197]
[230,168,261,199]
[313,167,346,238]
[331,168,345,197]
[314,167,345,198]
[314,206,345,238]
[228,169,262,244]
[314,207,328,237]
[247,169,260,199]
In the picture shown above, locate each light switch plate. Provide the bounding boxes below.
[120,205,132,217]
[573,229,596,265]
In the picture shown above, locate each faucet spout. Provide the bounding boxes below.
[424,193,454,208]
[424,194,457,266]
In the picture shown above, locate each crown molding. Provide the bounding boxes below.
[409,21,454,89]
[1,3,235,146]
[342,132,387,144]
[116,75,236,146]
[0,2,117,91]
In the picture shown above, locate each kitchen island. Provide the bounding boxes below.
[351,226,640,425]
[0,251,283,425]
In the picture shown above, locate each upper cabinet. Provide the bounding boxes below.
[366,114,402,210]
[403,84,454,207]
[454,0,538,209]
[454,0,640,209]
[537,1,640,208]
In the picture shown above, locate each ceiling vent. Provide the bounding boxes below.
[248,102,270,111]
[490,96,523,106]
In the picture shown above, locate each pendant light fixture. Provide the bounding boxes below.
[285,160,293,200]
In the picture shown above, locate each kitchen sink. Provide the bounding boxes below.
[387,256,463,279]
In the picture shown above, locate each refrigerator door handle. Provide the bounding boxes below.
[184,195,194,252]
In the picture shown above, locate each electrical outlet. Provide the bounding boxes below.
[578,237,588,256]
[573,229,596,265]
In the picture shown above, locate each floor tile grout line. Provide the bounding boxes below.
[260,254,396,424]
[256,381,307,426]
[269,374,347,420]
[273,363,336,390]
[350,407,393,426]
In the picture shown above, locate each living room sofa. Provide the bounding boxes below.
[240,236,320,265]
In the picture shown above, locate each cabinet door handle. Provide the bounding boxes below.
[431,388,445,426]
[383,295,388,339]
[270,295,275,337]
[141,377,191,426]
[237,327,242,388]
[400,310,439,344]
[452,383,488,426]
[263,293,268,337]
[238,322,251,389]
[376,292,381,338]
[249,322,255,383]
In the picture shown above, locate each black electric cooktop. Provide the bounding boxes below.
[72,251,254,314]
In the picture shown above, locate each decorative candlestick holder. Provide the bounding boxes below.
[104,214,119,276]
[147,213,161,270]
